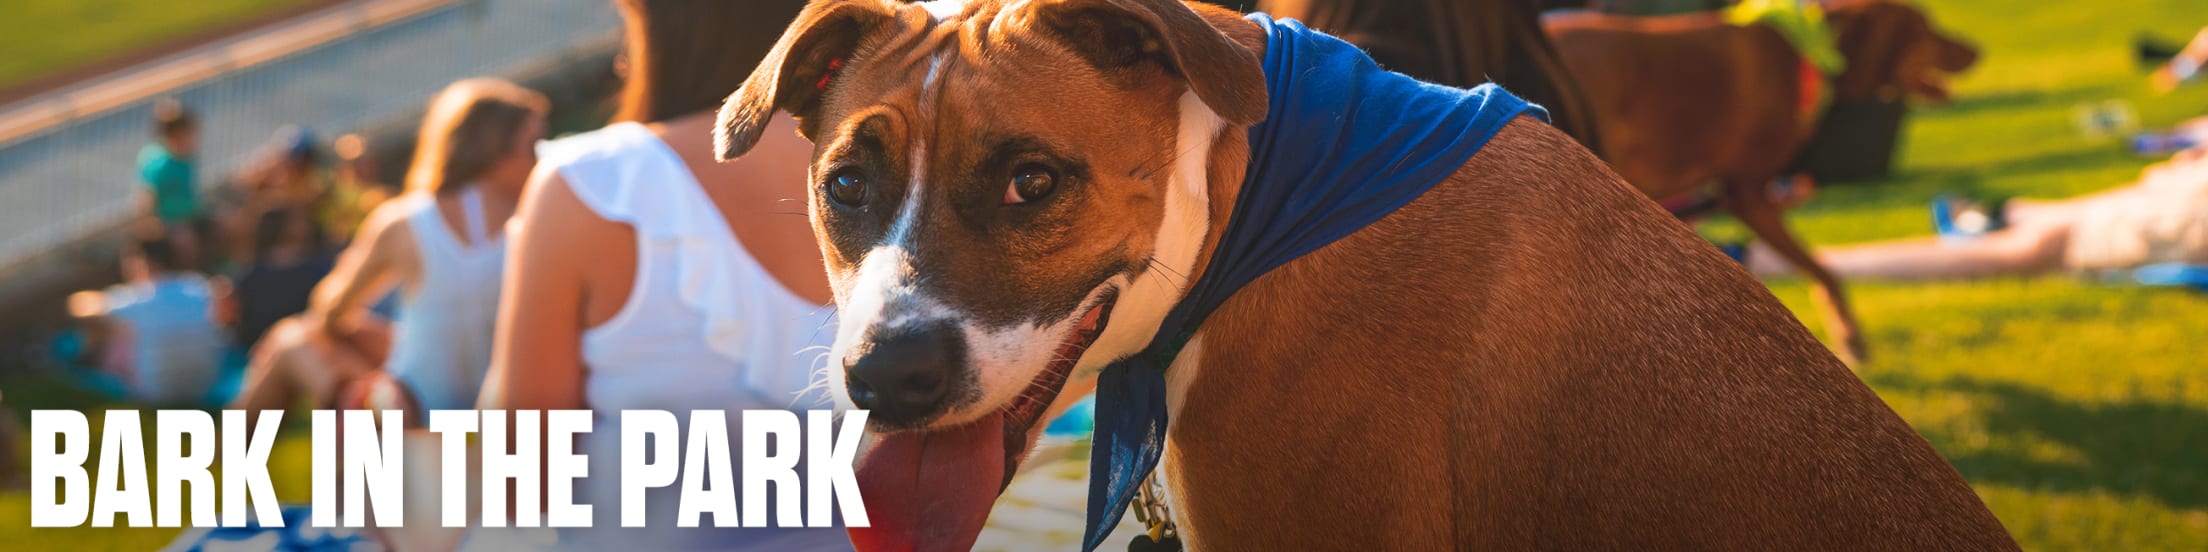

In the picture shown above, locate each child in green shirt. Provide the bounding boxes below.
[138,98,202,226]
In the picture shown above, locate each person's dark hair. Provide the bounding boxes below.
[152,97,197,138]
[612,0,809,123]
[133,236,182,272]
[273,126,322,168]
[253,208,326,260]
[1258,0,1600,149]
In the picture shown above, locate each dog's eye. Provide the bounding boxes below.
[1004,163,1058,205]
[825,169,868,208]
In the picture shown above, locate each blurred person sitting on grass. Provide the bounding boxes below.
[227,78,546,419]
[66,237,231,407]
[324,133,402,244]
[138,98,209,264]
[225,126,331,267]
[1744,145,2208,280]
[226,208,336,351]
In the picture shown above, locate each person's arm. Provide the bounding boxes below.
[481,167,591,411]
[206,276,236,329]
[478,166,595,525]
[66,291,125,378]
[309,199,412,338]
[229,149,284,197]
[134,188,157,221]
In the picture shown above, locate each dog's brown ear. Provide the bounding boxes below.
[715,0,896,161]
[1827,2,1902,101]
[1828,1,1973,104]
[1023,0,1269,126]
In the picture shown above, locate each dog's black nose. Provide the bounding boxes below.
[844,324,965,426]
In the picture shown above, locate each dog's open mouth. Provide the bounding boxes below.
[999,288,1116,483]
[848,290,1118,552]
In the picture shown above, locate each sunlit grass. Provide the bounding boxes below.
[1739,1,2208,549]
[0,0,319,91]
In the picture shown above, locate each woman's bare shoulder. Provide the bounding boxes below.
[512,166,628,264]
[353,194,420,258]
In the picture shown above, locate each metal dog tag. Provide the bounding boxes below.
[1129,533,1184,552]
[1129,474,1182,551]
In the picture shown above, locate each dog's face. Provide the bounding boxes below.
[1830,0,1979,104]
[716,0,1263,548]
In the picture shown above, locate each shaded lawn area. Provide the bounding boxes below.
[0,0,322,92]
[4,0,2208,550]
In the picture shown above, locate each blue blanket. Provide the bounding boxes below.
[163,506,373,552]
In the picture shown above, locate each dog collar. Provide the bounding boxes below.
[1727,0,1845,76]
[1081,14,1548,551]
[1798,56,1833,131]
[816,57,846,91]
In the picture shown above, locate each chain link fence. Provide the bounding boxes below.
[0,0,619,273]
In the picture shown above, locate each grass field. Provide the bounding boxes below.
[1736,0,2208,548]
[5,0,2208,550]
[0,0,319,91]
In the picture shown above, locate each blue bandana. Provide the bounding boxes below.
[1079,14,1548,550]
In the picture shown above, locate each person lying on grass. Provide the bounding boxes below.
[1743,145,2208,280]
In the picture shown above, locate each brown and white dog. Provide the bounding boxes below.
[715,0,2014,550]
[1544,0,1981,365]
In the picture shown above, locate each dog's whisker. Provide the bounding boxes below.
[1136,135,1211,181]
[787,349,843,407]
[1129,147,1177,179]
[1147,257,1188,280]
[1144,258,1189,288]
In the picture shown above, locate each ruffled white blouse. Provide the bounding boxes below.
[525,122,846,549]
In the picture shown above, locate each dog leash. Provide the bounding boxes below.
[1128,475,1182,552]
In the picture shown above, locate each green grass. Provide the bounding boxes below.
[6,0,2208,550]
[1739,0,2208,548]
[0,0,319,91]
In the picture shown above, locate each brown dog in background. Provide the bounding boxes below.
[1546,0,1978,364]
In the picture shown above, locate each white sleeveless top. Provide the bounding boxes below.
[513,122,845,551]
[384,188,505,411]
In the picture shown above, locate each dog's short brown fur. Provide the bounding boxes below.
[1167,119,2013,549]
[719,0,2012,549]
[1545,0,1979,365]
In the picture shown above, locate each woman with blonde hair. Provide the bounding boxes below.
[479,0,857,548]
[230,77,547,415]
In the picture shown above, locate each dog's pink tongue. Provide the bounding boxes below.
[849,415,1006,552]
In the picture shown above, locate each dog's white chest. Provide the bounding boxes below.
[916,0,966,20]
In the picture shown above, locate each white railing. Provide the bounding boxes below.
[0,0,618,272]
